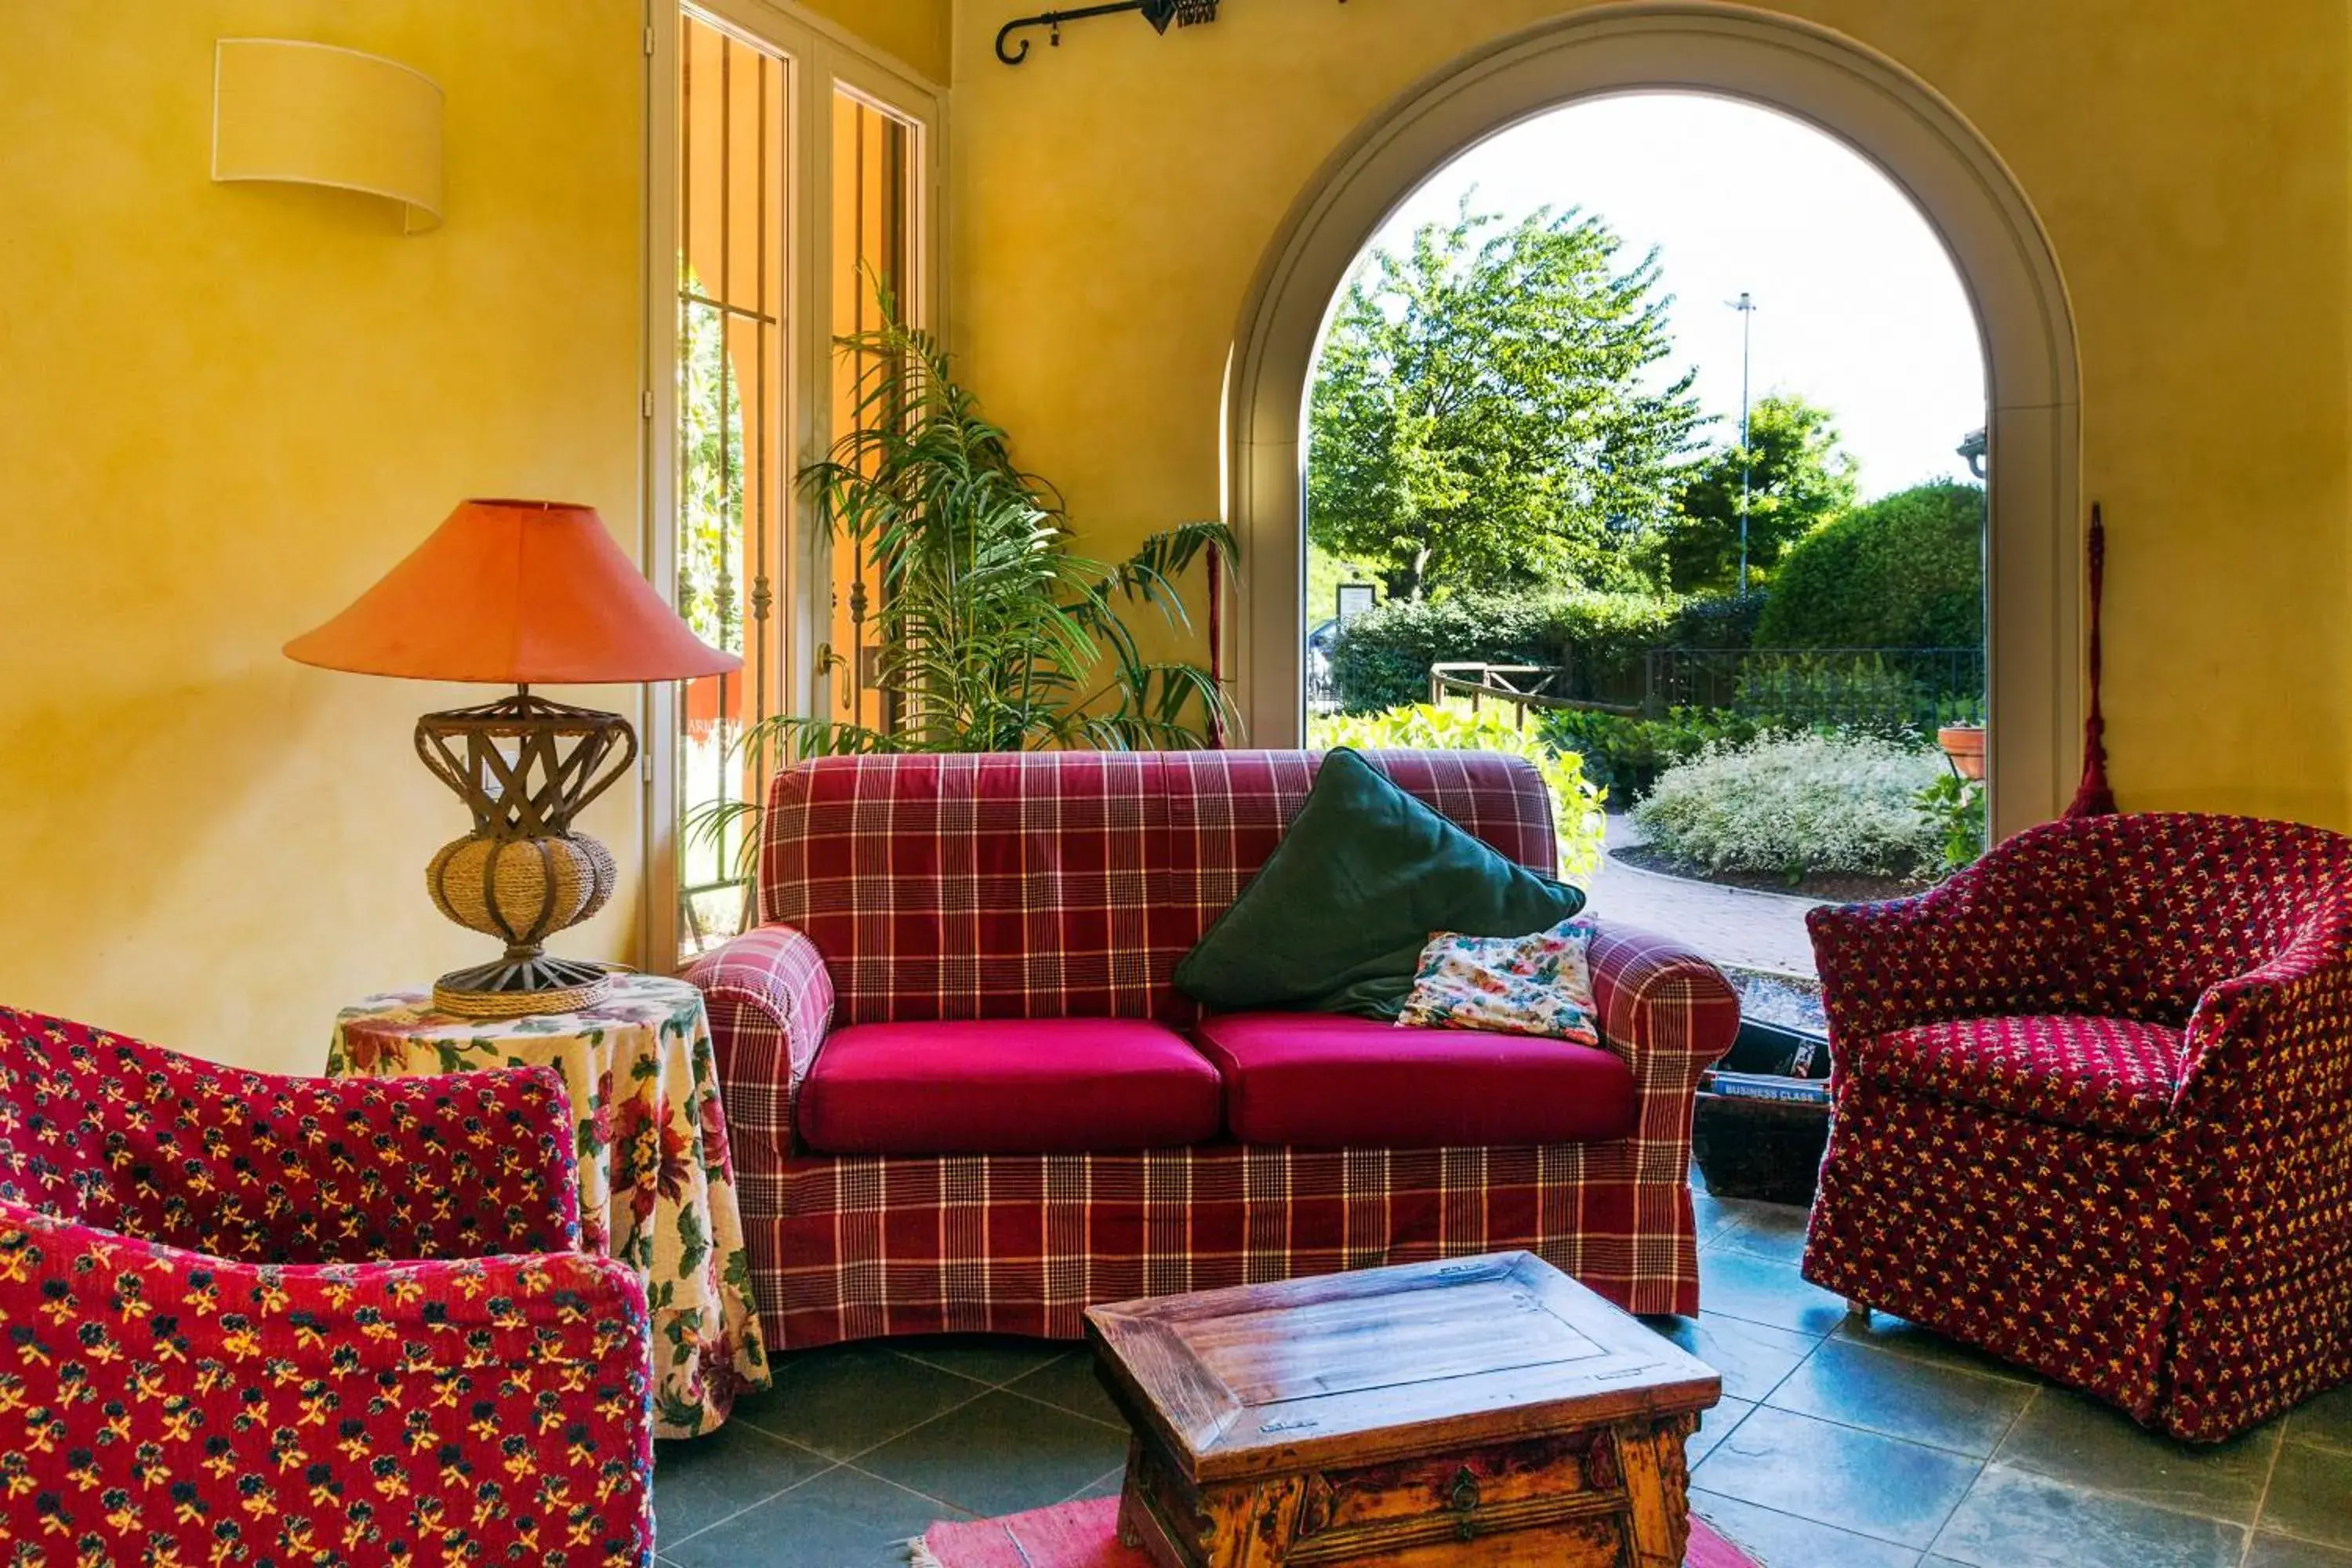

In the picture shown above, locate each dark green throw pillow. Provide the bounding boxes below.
[1174,748,1587,1018]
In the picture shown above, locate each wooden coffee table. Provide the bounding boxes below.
[1086,1252,1720,1567]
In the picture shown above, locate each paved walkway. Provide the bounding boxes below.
[1582,813,1823,977]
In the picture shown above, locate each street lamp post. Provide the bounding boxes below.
[1728,291,1757,597]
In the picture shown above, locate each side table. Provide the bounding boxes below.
[328,971,769,1439]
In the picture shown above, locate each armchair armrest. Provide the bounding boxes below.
[687,924,837,1161]
[0,1200,653,1559]
[2164,907,2352,1294]
[114,1051,580,1265]
[2176,905,2352,1127]
[1587,920,1740,1179]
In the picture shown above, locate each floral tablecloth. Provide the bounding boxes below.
[328,972,769,1439]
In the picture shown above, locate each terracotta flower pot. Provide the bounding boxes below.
[1937,724,1987,781]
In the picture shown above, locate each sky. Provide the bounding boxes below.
[1347,93,1987,502]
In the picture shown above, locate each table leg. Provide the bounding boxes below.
[1617,1415,1700,1568]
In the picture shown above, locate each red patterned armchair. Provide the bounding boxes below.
[1804,812,2352,1442]
[0,1004,655,1563]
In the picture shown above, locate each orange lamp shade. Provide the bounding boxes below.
[285,499,742,684]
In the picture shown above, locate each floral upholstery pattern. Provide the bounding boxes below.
[1846,1013,2190,1136]
[329,975,769,1439]
[1804,812,2352,1442]
[0,1004,655,1562]
[1399,916,1602,1045]
[691,753,1740,1348]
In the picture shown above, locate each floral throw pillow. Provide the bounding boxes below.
[1396,916,1602,1047]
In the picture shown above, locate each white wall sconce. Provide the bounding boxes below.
[212,39,444,234]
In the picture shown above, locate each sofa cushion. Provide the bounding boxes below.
[1192,1011,1637,1149]
[1399,916,1602,1046]
[1848,1014,2190,1136]
[1174,749,1584,1019]
[798,1018,1224,1155]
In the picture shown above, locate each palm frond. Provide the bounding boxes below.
[721,275,1230,797]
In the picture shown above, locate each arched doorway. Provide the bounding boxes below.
[1223,2,2078,838]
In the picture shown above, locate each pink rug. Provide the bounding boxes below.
[913,1495,1765,1567]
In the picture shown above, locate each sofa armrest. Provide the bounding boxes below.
[1587,921,1740,1178]
[0,1199,653,1558]
[687,924,837,1161]
[116,1051,581,1265]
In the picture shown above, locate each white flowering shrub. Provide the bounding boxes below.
[1631,731,1945,882]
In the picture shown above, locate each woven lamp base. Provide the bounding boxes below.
[432,955,615,1019]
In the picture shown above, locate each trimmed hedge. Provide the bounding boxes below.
[1664,590,1767,650]
[1755,481,1986,650]
[1327,590,1682,713]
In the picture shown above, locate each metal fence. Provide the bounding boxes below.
[1640,647,1984,731]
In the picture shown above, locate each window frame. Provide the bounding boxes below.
[641,0,943,971]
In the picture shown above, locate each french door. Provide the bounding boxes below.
[644,0,938,965]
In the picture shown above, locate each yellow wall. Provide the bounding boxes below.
[0,2,645,1073]
[803,0,953,84]
[946,0,2352,829]
[7,0,2347,1069]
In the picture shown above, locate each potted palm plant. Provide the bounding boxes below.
[690,286,1236,861]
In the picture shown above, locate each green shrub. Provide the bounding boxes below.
[1327,590,1681,713]
[1535,706,1764,797]
[1327,593,1556,711]
[1915,773,1987,875]
[1548,593,1686,687]
[1664,590,1766,650]
[1307,702,1606,878]
[1631,732,1944,882]
[1755,481,1986,650]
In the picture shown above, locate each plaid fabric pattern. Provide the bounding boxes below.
[0,1006,654,1561]
[688,926,836,1189]
[698,752,1737,1349]
[756,750,1559,1027]
[1804,812,2352,1442]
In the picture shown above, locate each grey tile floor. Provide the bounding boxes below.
[654,1189,2352,1567]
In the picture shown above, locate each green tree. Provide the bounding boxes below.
[1662,393,1859,594]
[1307,200,1704,602]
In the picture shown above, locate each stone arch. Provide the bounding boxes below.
[1223,2,2079,835]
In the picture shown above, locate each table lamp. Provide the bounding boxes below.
[286,499,742,1017]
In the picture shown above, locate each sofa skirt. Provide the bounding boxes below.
[729,1137,1700,1350]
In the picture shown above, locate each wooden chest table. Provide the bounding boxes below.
[1086,1252,1720,1568]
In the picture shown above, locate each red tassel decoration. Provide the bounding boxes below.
[2063,503,2118,818]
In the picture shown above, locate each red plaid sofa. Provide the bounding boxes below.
[0,1004,655,1563]
[685,750,1740,1350]
[1804,812,2352,1442]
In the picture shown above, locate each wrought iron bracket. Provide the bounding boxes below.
[995,0,1219,65]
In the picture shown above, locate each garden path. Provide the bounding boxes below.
[1583,813,1823,977]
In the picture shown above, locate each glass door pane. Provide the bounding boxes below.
[824,89,914,731]
[676,9,789,958]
